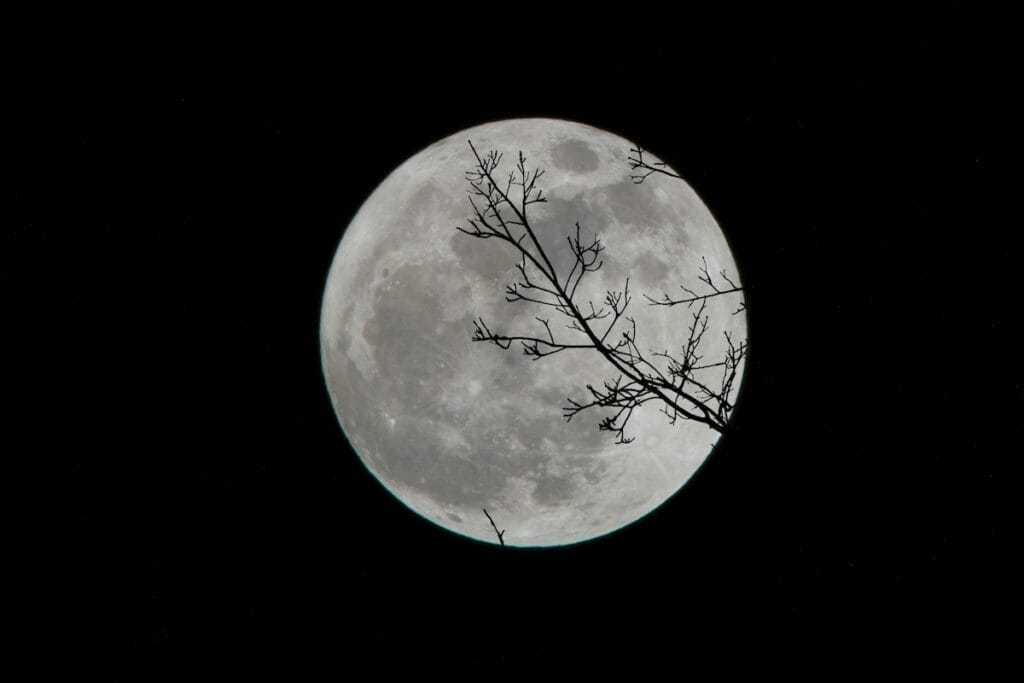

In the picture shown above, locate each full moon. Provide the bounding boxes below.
[320,118,746,546]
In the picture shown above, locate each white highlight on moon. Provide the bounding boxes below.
[320,118,746,547]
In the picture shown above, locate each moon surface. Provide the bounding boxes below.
[320,118,746,546]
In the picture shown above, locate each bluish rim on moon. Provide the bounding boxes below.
[318,117,747,548]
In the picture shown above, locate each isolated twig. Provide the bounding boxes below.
[482,508,505,546]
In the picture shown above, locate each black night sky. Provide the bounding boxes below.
[14,7,1021,677]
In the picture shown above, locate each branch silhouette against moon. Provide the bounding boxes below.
[627,145,683,184]
[457,141,748,444]
[482,508,506,546]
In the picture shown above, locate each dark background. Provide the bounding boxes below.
[13,6,1020,677]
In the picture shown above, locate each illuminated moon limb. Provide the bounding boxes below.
[320,118,746,546]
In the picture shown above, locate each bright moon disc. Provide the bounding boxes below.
[320,118,746,546]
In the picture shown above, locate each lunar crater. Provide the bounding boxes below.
[551,138,600,173]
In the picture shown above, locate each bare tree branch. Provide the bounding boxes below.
[627,146,683,184]
[482,508,505,546]
[457,141,747,442]
[643,256,746,313]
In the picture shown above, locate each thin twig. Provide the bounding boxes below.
[483,508,505,546]
[627,146,683,184]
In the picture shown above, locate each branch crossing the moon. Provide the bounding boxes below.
[483,508,506,546]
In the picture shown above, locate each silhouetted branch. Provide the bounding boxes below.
[483,508,505,546]
[458,141,747,442]
[627,146,683,184]
[643,256,745,312]
[564,376,655,444]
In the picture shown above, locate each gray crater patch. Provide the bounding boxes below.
[449,229,516,283]
[383,419,495,508]
[551,139,600,173]
[531,471,578,506]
